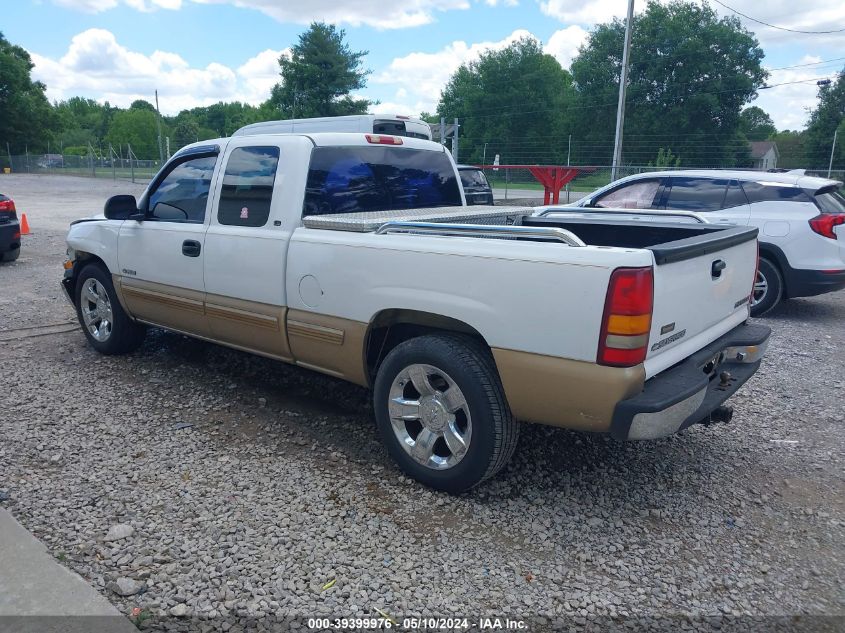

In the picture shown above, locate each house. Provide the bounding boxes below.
[750,141,779,170]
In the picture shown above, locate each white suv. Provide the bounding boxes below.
[570,170,845,316]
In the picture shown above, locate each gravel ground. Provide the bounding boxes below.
[0,174,843,631]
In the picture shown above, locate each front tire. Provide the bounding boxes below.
[74,263,146,355]
[373,334,518,494]
[750,257,783,317]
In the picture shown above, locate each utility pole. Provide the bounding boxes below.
[566,134,572,203]
[611,0,635,182]
[451,118,460,163]
[155,90,164,164]
[483,143,488,167]
[828,128,839,178]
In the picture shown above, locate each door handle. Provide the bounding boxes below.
[182,240,201,257]
[711,259,726,279]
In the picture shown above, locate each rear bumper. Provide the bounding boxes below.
[610,323,771,440]
[784,266,845,298]
[0,221,20,252]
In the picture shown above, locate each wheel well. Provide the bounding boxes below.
[757,245,788,297]
[365,309,488,380]
[68,252,108,298]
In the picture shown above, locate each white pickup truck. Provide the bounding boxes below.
[62,133,770,493]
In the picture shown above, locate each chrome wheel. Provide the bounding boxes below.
[80,278,113,342]
[751,270,768,307]
[387,363,472,470]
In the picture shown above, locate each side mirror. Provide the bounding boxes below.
[104,195,139,220]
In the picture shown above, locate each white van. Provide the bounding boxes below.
[233,114,432,140]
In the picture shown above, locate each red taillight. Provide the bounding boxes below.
[808,213,845,239]
[597,267,654,367]
[0,199,15,212]
[365,134,403,145]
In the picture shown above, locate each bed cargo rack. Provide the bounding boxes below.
[374,221,586,246]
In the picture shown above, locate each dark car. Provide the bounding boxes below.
[458,165,494,206]
[0,193,21,262]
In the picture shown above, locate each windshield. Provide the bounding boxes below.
[815,187,845,213]
[304,146,462,215]
[459,168,490,189]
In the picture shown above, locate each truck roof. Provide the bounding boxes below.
[175,132,447,157]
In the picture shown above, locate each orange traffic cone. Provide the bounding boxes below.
[20,213,30,235]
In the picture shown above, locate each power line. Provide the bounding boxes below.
[711,0,845,34]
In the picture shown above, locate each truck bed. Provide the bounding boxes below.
[523,215,758,264]
[303,205,758,266]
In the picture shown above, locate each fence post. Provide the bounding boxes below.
[128,144,135,183]
[25,146,30,173]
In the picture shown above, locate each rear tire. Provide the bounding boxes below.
[75,263,146,355]
[750,257,783,317]
[0,247,19,262]
[373,334,518,494]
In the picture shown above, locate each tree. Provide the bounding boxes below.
[267,22,372,118]
[172,115,200,150]
[739,106,776,141]
[570,1,767,167]
[0,32,56,152]
[437,37,576,166]
[769,130,806,169]
[649,147,681,167]
[804,69,845,169]
[130,99,156,112]
[105,108,159,159]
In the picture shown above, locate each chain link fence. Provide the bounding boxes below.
[486,165,845,204]
[1,152,842,196]
[0,153,161,183]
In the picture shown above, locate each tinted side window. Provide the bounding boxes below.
[459,169,490,188]
[815,188,845,213]
[723,180,748,209]
[218,147,280,227]
[148,156,217,223]
[593,180,660,209]
[664,178,727,212]
[741,181,812,204]
[303,146,462,216]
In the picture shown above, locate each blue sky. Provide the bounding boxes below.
[4,0,844,130]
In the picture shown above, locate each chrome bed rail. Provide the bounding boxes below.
[375,221,586,246]
[534,207,708,224]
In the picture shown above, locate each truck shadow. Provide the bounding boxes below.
[757,294,845,324]
[137,328,748,517]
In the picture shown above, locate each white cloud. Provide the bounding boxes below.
[30,28,285,114]
[754,56,836,130]
[539,0,627,25]
[373,29,535,115]
[372,27,589,116]
[537,0,845,45]
[52,0,471,29]
[52,0,118,10]
[545,25,588,69]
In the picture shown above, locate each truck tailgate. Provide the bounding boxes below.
[645,226,758,378]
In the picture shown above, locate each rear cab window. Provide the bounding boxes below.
[303,146,462,216]
[217,146,280,227]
